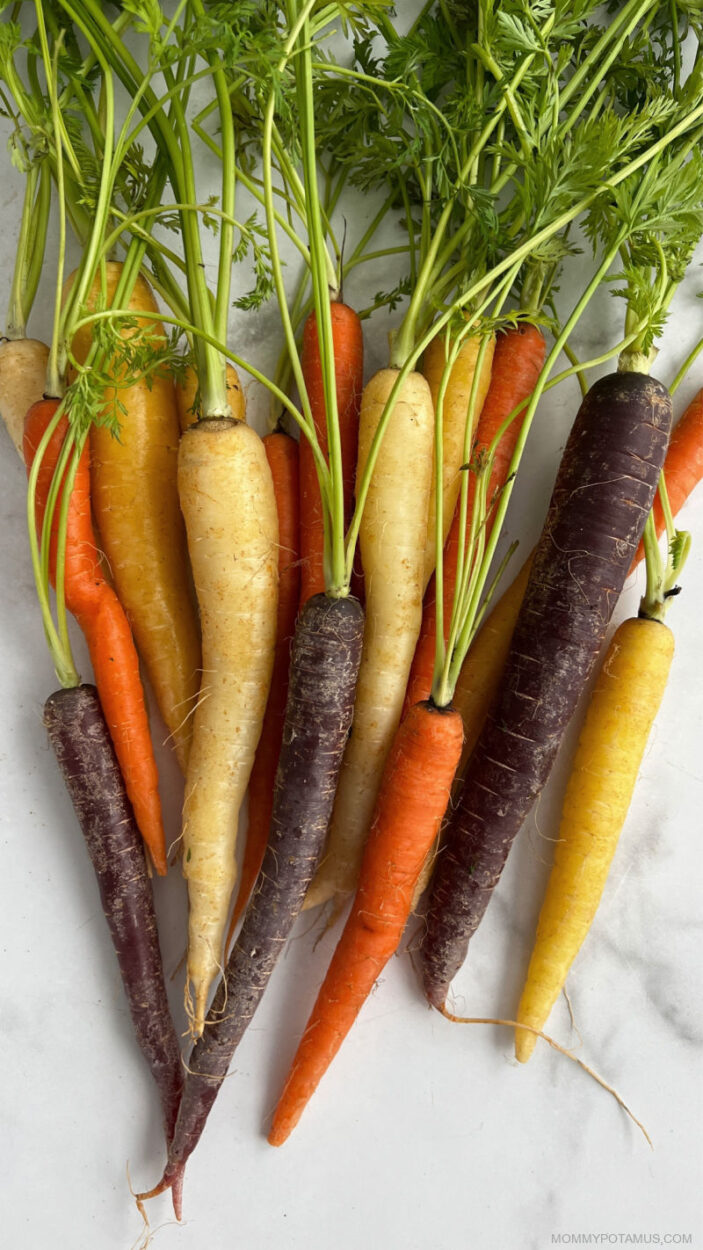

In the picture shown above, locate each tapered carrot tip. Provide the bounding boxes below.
[136,1163,185,1223]
[268,1107,300,1147]
[515,1026,538,1064]
[170,1168,185,1222]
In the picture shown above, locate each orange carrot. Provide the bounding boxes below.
[299,301,363,606]
[268,699,463,1145]
[226,428,300,943]
[632,386,703,568]
[23,400,167,874]
[404,324,546,712]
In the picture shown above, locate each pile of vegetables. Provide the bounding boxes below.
[1,0,702,1227]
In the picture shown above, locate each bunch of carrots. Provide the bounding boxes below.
[0,0,702,1225]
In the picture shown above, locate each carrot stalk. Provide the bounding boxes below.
[298,301,363,606]
[420,370,673,1008]
[420,329,496,587]
[226,428,300,942]
[43,685,183,1150]
[269,699,464,1145]
[138,592,364,1209]
[24,400,167,874]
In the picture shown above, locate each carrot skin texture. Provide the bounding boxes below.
[632,386,703,569]
[24,402,167,873]
[406,325,546,711]
[227,429,300,941]
[0,337,50,457]
[420,371,673,1008]
[179,418,279,1034]
[145,593,364,1203]
[67,264,202,772]
[515,617,674,1061]
[43,685,183,1145]
[269,700,464,1145]
[298,302,363,606]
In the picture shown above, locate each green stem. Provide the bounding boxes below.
[295,6,345,593]
[6,162,40,339]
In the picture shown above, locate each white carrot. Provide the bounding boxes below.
[179,417,279,1036]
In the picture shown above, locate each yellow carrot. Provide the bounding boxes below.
[420,331,495,587]
[515,616,674,1062]
[67,263,202,771]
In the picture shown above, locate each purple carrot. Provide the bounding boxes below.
[420,370,673,1009]
[138,592,364,1216]
[43,685,183,1155]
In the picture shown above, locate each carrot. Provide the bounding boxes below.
[405,324,547,711]
[44,685,183,1165]
[447,379,703,768]
[298,301,363,606]
[632,386,703,567]
[23,400,168,874]
[175,361,245,432]
[226,428,300,942]
[452,554,534,772]
[420,370,673,1009]
[305,368,435,909]
[269,699,464,1145]
[515,615,675,1062]
[137,593,364,1207]
[420,329,496,587]
[0,338,50,458]
[67,263,202,771]
[178,417,279,1036]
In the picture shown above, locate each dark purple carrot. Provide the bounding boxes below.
[137,592,364,1213]
[43,685,183,1152]
[420,370,673,1009]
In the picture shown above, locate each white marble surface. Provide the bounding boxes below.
[1,90,702,1250]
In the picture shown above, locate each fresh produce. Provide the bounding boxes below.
[67,262,202,772]
[420,369,673,1009]
[405,324,547,712]
[514,615,675,1061]
[305,366,435,909]
[179,416,278,1031]
[269,698,464,1144]
[1,0,702,1227]
[24,400,168,874]
[138,592,364,1211]
[44,685,183,1153]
